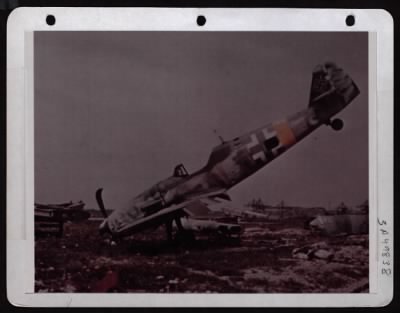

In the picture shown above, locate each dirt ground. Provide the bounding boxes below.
[35,218,369,293]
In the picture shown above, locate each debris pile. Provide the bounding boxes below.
[35,216,369,293]
[35,200,91,237]
[292,242,334,261]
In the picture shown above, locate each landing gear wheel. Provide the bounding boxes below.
[331,118,344,131]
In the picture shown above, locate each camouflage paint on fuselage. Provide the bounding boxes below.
[167,63,360,204]
[161,76,358,207]
[133,90,354,220]
[172,107,321,198]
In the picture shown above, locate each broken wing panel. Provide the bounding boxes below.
[106,189,229,237]
[183,195,270,220]
[183,194,242,219]
[112,202,187,237]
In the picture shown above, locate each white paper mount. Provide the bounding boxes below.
[7,7,393,307]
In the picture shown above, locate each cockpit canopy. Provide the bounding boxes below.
[206,142,232,168]
[173,163,189,177]
[134,164,189,203]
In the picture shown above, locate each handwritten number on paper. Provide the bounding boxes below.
[378,219,391,276]
[377,219,386,226]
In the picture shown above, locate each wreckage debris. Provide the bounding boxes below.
[292,242,334,261]
[35,218,369,293]
[35,200,91,237]
[309,214,368,236]
[35,200,90,221]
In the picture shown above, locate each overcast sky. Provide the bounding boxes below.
[34,31,368,210]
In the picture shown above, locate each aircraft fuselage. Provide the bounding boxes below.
[160,104,335,207]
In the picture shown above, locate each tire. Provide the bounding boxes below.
[331,118,344,131]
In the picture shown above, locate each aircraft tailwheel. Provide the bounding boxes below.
[330,118,344,131]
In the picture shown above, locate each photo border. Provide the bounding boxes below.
[6,7,393,307]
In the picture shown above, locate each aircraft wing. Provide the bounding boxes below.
[183,193,247,219]
[106,189,229,237]
[184,195,271,219]
[112,201,188,237]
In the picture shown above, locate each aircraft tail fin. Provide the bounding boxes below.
[308,62,360,107]
[96,188,108,218]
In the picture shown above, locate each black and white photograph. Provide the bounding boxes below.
[33,30,369,293]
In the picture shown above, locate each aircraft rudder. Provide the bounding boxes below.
[308,62,360,107]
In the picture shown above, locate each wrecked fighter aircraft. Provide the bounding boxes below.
[96,62,360,242]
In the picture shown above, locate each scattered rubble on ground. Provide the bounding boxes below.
[35,218,369,293]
